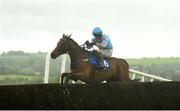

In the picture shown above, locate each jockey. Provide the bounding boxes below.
[85,27,113,69]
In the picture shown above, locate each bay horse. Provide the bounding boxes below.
[51,34,129,84]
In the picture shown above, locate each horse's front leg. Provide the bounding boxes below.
[61,72,78,84]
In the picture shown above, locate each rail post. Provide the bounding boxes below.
[44,52,72,83]
[129,69,172,82]
[44,52,51,83]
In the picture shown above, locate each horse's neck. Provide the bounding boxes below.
[68,42,86,62]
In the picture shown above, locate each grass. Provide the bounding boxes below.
[0,74,43,85]
[0,74,60,85]
[0,74,36,80]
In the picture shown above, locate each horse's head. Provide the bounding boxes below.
[51,34,72,59]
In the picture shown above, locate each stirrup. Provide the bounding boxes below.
[97,63,104,69]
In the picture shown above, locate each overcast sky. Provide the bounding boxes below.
[0,0,180,58]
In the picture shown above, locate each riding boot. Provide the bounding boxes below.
[97,53,104,69]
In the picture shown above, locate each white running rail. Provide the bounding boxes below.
[44,52,51,83]
[129,69,172,82]
[44,53,72,83]
[44,52,172,83]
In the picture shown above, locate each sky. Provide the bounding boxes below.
[0,0,180,58]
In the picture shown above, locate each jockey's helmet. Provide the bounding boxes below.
[92,27,103,37]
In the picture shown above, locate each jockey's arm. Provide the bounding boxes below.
[91,38,96,44]
[85,39,96,49]
[98,38,108,48]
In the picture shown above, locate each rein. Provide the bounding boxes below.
[80,43,96,50]
[71,58,89,65]
[69,43,89,67]
[70,42,95,66]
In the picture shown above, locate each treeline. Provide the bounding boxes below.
[0,51,180,81]
[1,51,46,55]
[0,51,61,76]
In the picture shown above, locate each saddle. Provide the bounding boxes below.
[88,51,110,70]
[83,41,110,70]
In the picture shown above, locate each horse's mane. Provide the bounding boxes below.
[62,34,100,55]
[68,37,81,48]
[63,35,88,52]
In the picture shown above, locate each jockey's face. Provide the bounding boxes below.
[94,34,102,40]
[94,35,102,43]
[95,35,101,40]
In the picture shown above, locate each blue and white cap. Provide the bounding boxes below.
[92,27,103,36]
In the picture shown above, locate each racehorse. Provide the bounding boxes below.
[51,34,129,84]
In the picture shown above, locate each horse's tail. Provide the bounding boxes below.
[119,58,129,69]
[110,57,129,82]
[111,57,129,69]
[119,58,130,82]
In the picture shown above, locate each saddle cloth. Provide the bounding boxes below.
[88,51,110,70]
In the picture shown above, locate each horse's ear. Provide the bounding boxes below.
[63,33,65,37]
[68,34,72,38]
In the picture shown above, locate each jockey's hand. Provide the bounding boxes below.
[87,44,92,49]
[85,40,90,45]
[85,40,91,49]
[89,42,95,47]
[85,40,95,49]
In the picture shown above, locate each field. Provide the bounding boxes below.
[0,74,42,85]
[0,74,61,85]
[0,52,180,85]
[127,57,180,66]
